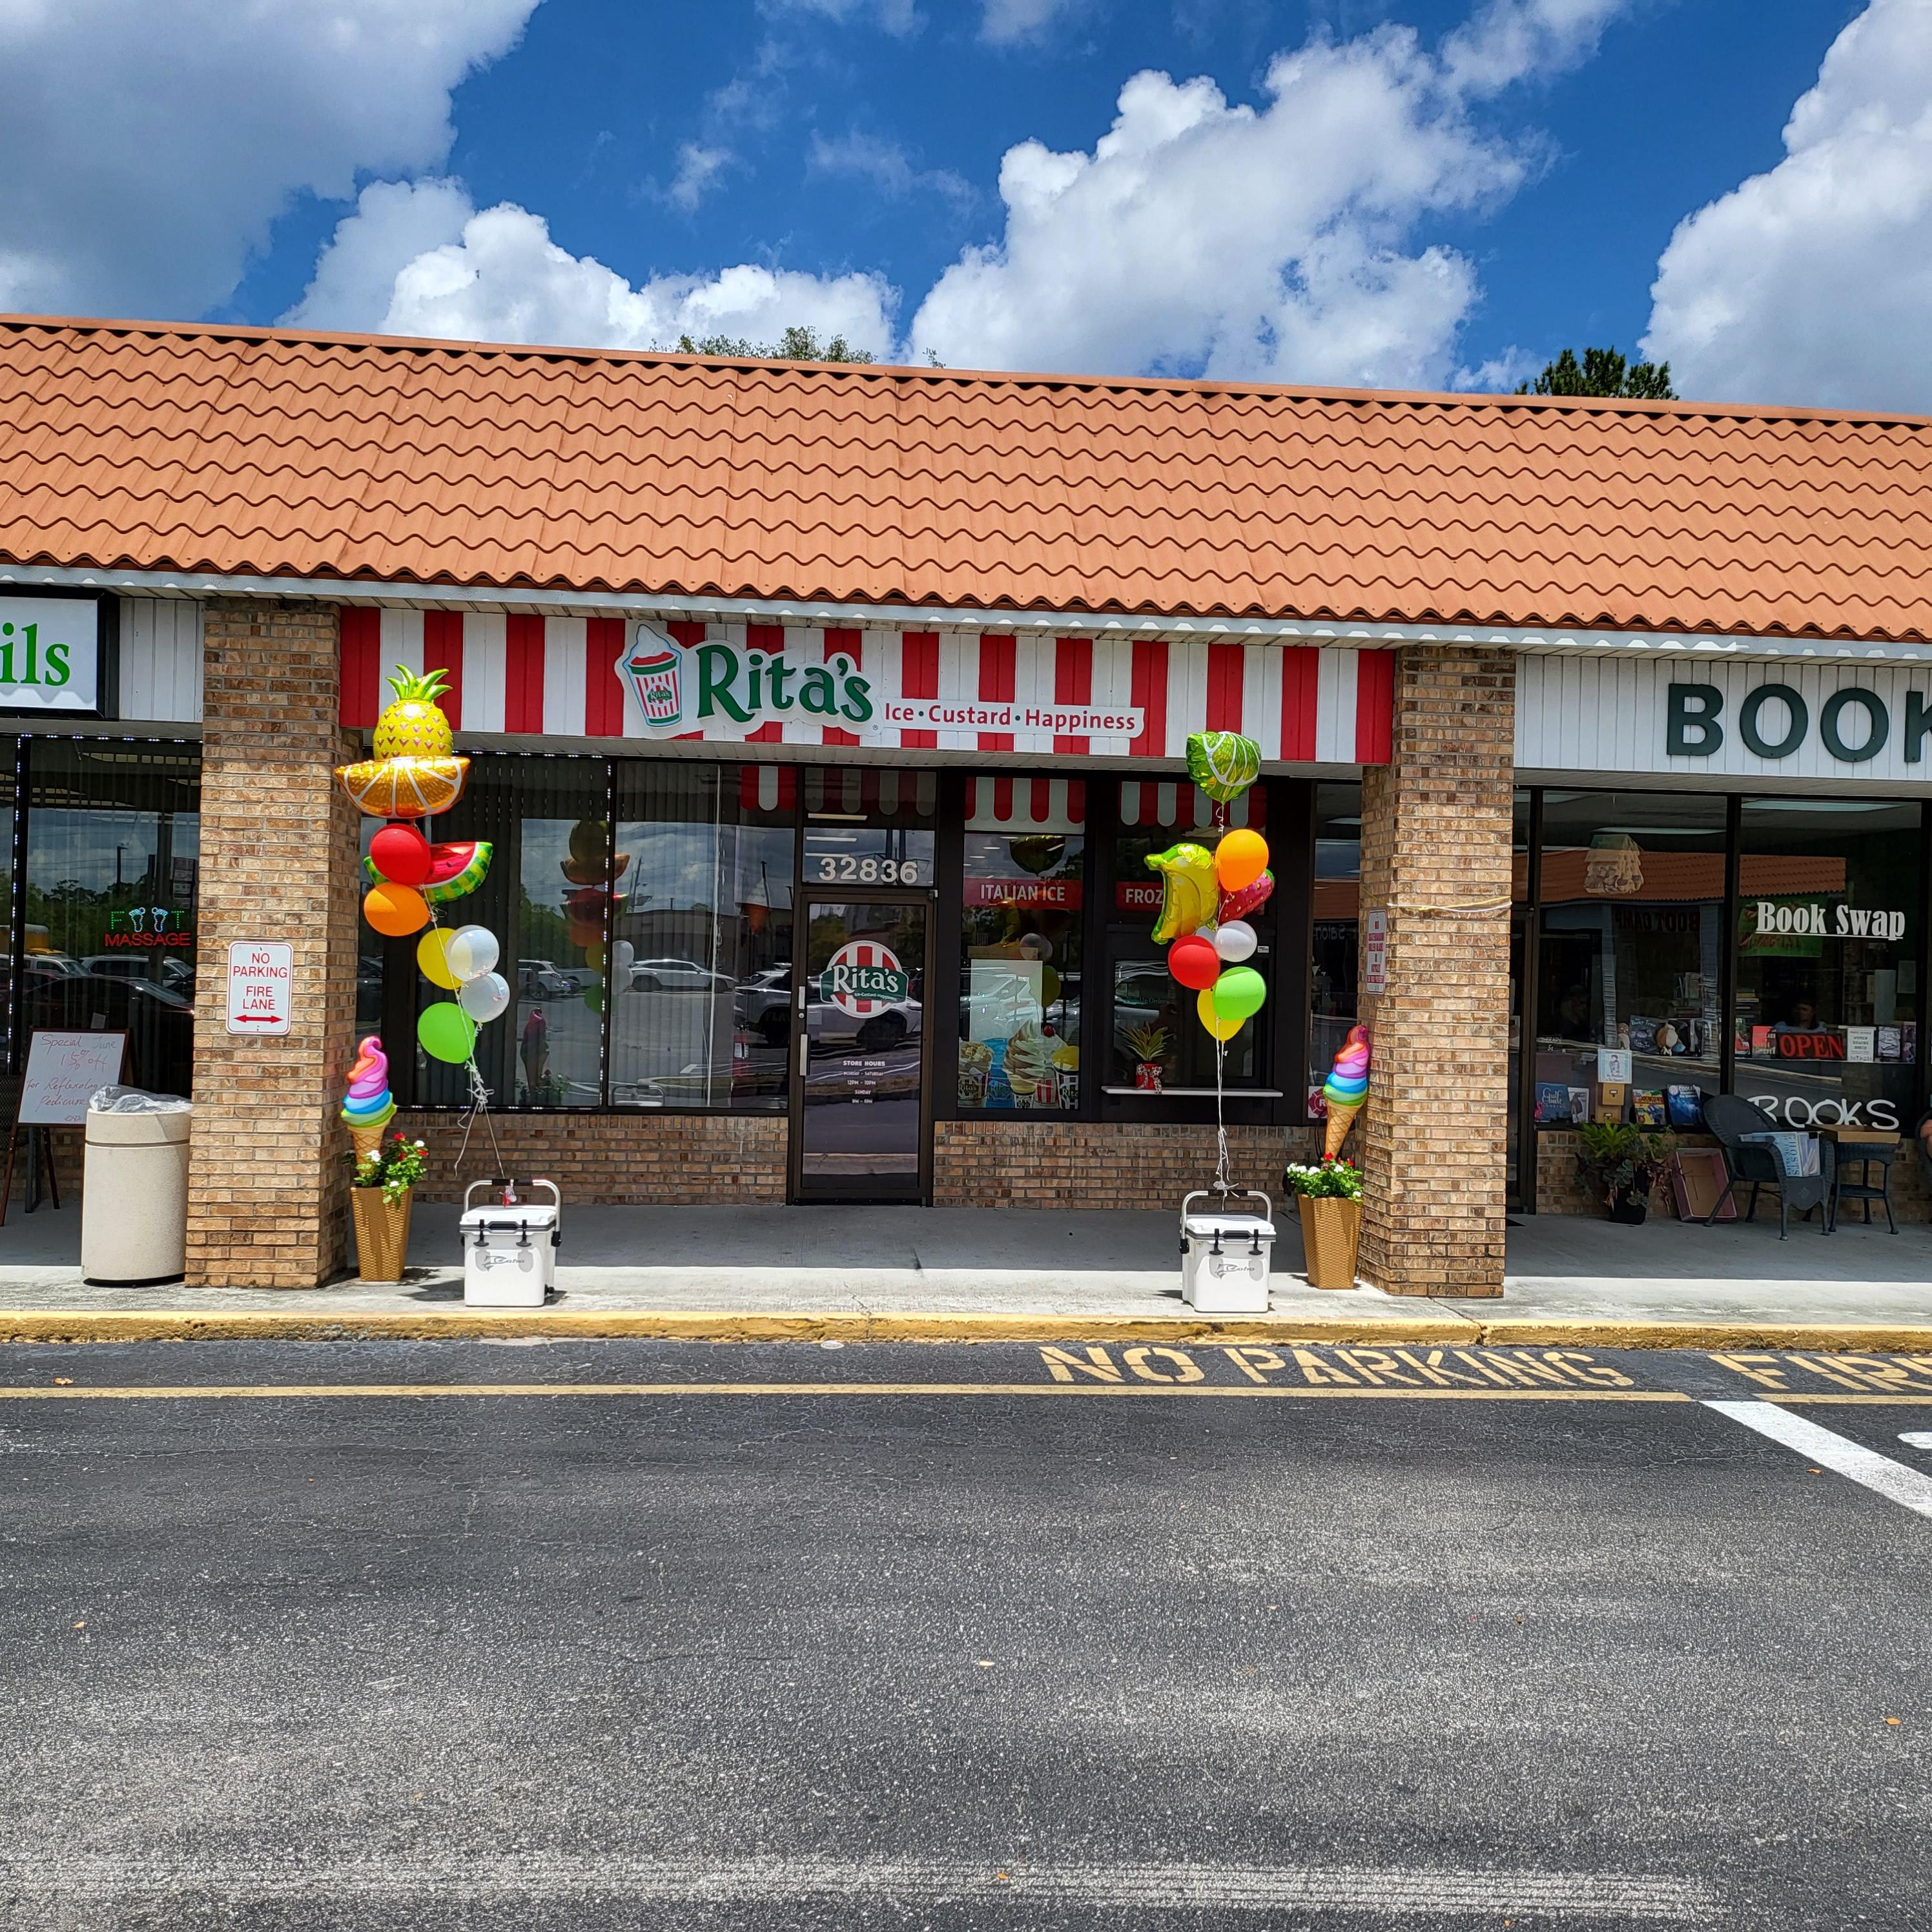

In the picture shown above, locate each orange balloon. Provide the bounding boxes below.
[364,880,431,937]
[1215,828,1269,893]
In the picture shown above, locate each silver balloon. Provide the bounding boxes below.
[1214,919,1258,963]
[457,970,511,1022]
[447,924,499,983]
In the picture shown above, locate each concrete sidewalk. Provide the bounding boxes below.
[0,1199,1927,1346]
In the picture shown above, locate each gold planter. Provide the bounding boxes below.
[1297,1196,1362,1290]
[350,1186,414,1284]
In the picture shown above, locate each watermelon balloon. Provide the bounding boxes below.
[422,840,492,905]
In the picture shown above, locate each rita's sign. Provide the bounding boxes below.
[0,595,99,712]
[619,624,1143,745]
[624,628,873,736]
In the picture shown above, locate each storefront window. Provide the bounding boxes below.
[1534,791,1725,1129]
[610,763,794,1108]
[1308,782,1359,1117]
[21,741,200,1097]
[1107,778,1268,1094]
[1732,798,1922,1131]
[958,777,1084,1111]
[406,756,608,1109]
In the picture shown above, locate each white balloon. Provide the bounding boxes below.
[610,940,635,978]
[446,924,499,983]
[1215,920,1258,963]
[457,971,510,1023]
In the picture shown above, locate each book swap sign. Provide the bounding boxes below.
[225,941,293,1035]
[17,1031,129,1124]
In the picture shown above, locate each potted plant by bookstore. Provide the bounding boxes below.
[1573,1122,1674,1224]
[1283,1158,1363,1288]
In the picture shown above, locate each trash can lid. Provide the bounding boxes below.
[85,1108,192,1146]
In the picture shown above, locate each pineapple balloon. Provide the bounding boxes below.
[336,665,471,819]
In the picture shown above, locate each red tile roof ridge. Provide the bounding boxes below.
[7,309,1932,433]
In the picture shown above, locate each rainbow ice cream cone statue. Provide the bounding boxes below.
[1322,1025,1372,1158]
[342,1036,396,1164]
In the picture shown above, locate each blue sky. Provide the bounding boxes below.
[5,0,1924,407]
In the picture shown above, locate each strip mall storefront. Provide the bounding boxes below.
[5,314,1931,1294]
[7,584,1932,1244]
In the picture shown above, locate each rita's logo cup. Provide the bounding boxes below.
[623,628,686,726]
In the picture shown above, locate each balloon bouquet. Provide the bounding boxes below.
[1144,730,1277,1195]
[336,666,506,1153]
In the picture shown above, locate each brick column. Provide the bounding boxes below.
[187,600,361,1288]
[1355,645,1515,1297]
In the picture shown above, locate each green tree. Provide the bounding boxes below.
[675,325,876,365]
[1516,346,1676,400]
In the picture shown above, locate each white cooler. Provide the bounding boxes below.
[460,1178,561,1307]
[1180,1187,1275,1313]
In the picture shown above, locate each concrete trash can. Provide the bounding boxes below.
[82,1093,191,1285]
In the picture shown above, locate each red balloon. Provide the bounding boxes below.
[369,823,433,888]
[1167,934,1221,991]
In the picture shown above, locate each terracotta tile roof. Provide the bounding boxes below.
[4,313,1931,642]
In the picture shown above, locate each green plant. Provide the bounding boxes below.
[344,1131,427,1206]
[1282,1158,1363,1201]
[1572,1121,1674,1206]
[1124,1022,1169,1063]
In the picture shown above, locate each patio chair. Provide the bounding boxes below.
[1699,1092,1833,1238]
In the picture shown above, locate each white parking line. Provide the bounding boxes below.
[1707,1401,1932,1519]
[0,1854,1720,1918]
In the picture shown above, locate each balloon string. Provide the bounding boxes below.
[1213,1035,1231,1198]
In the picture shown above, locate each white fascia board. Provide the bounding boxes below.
[3,561,1927,661]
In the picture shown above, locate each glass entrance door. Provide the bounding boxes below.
[790,896,931,1202]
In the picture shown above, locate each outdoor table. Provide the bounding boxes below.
[1815,1124,1901,1234]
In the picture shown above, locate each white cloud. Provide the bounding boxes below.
[283,180,475,333]
[0,0,537,318]
[1643,0,1932,411]
[981,0,1084,45]
[910,6,1619,384]
[762,0,922,34]
[808,131,976,208]
[289,185,898,355]
[666,144,735,213]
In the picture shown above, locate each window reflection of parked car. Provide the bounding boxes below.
[628,958,735,994]
[23,953,88,982]
[518,959,579,998]
[734,964,794,1045]
[808,985,923,1054]
[82,954,191,987]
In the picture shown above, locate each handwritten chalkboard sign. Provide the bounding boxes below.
[17,1029,128,1124]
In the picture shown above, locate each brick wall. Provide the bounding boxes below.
[391,1109,1321,1211]
[186,600,362,1287]
[398,1109,788,1204]
[932,1119,1321,1209]
[1357,646,1516,1296]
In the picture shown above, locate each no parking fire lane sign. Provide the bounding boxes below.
[225,941,293,1036]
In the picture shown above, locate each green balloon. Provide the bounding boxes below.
[583,984,604,1014]
[418,1001,478,1064]
[1209,965,1268,1024]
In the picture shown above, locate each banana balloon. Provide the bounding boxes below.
[1145,841,1218,945]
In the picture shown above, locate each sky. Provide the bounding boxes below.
[5,0,1927,409]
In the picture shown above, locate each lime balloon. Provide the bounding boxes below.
[1210,964,1268,1025]
[417,1001,478,1064]
[416,927,459,990]
[583,984,604,1015]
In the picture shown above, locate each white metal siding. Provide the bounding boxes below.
[116,598,202,723]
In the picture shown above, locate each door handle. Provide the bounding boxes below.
[797,1030,808,1076]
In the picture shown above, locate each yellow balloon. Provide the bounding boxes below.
[582,940,606,972]
[416,927,459,990]
[1197,986,1244,1042]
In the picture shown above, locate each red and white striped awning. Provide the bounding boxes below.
[341,608,1392,765]
[965,777,1087,833]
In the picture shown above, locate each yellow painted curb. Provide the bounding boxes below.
[2,1306,1931,1353]
[0,1308,1485,1347]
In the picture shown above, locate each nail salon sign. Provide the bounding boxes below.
[1516,657,1932,783]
